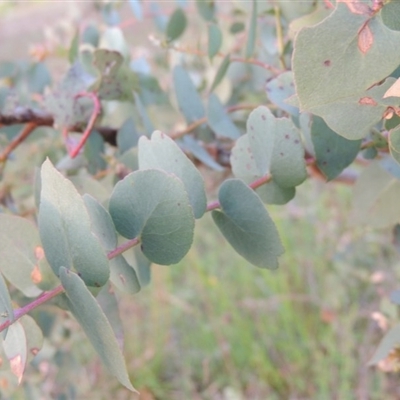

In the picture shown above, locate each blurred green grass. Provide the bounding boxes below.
[114,180,400,399]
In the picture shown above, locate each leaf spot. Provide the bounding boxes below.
[323,60,331,67]
[261,114,266,121]
[359,97,377,106]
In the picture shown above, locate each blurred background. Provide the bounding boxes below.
[1,1,400,399]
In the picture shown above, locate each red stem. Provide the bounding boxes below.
[66,92,101,158]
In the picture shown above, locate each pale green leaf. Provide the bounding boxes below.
[110,255,141,294]
[0,215,42,297]
[196,0,215,22]
[173,66,205,124]
[247,106,307,187]
[265,71,298,116]
[293,3,400,110]
[38,159,110,287]
[212,179,284,269]
[231,134,295,205]
[311,116,361,180]
[208,23,222,60]
[209,54,230,93]
[138,131,207,218]
[109,169,195,265]
[207,94,241,139]
[59,267,136,392]
[3,321,27,384]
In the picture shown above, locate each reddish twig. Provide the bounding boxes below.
[65,92,102,158]
[0,122,38,163]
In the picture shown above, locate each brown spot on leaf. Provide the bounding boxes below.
[323,60,331,67]
[261,114,266,121]
[285,134,290,139]
[359,96,377,106]
[31,348,39,356]
[358,22,373,55]
[34,246,45,260]
[31,265,42,284]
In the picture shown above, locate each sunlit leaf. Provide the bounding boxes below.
[139,131,207,218]
[38,159,110,287]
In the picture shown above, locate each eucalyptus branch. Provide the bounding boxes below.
[64,92,102,158]
[0,235,141,333]
[0,122,38,163]
[169,103,257,140]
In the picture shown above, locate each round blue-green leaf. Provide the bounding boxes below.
[139,131,206,218]
[59,267,136,392]
[212,179,284,269]
[109,169,195,265]
[38,159,110,287]
[247,106,307,188]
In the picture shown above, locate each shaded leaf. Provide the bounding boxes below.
[138,131,207,218]
[208,23,222,60]
[212,179,284,269]
[166,8,187,42]
[179,135,224,171]
[209,54,230,93]
[311,116,361,180]
[117,117,141,154]
[173,66,205,123]
[207,94,241,139]
[0,215,42,297]
[109,169,195,265]
[196,0,215,21]
[38,159,110,287]
[381,1,400,31]
[59,267,136,392]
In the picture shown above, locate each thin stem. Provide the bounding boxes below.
[66,92,102,158]
[274,6,287,70]
[107,237,141,259]
[0,122,38,163]
[169,103,257,140]
[0,236,140,333]
[206,173,272,212]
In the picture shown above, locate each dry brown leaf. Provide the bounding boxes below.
[383,78,400,98]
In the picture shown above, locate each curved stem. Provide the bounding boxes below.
[66,92,101,158]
